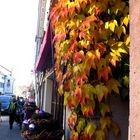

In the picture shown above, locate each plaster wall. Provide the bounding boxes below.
[130,0,140,139]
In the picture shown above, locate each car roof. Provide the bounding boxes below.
[0,95,11,99]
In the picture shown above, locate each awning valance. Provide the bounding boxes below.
[35,24,52,72]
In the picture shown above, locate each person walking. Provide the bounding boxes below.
[8,98,16,129]
[0,92,2,124]
[0,99,2,124]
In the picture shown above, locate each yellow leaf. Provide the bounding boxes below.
[64,92,70,106]
[123,15,129,26]
[122,26,126,34]
[124,35,130,46]
[100,117,111,130]
[58,84,64,95]
[85,122,96,138]
[105,22,109,29]
[109,22,115,32]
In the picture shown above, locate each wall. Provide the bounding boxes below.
[4,74,14,94]
[64,95,128,140]
[0,74,4,93]
[43,79,53,113]
[130,0,140,139]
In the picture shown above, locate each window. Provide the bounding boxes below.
[7,79,10,87]
[0,82,4,88]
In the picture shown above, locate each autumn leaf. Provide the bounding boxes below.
[123,15,129,27]
[84,51,96,75]
[95,84,109,102]
[82,84,96,100]
[109,20,118,32]
[99,103,110,117]
[81,101,95,118]
[109,52,119,67]
[100,117,111,130]
[68,112,77,130]
[70,130,79,140]
[98,66,112,81]
[73,86,83,104]
[73,50,85,64]
[76,118,86,133]
[58,84,64,95]
[95,130,106,140]
[75,72,88,85]
[84,122,96,138]
[124,35,130,46]
[53,33,66,43]
[64,92,70,106]
[111,120,121,136]
[106,79,121,94]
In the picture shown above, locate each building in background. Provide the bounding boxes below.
[0,65,15,95]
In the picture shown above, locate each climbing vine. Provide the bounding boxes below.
[50,0,129,139]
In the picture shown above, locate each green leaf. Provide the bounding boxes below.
[106,79,121,94]
[95,84,108,102]
[76,118,86,133]
[99,103,110,117]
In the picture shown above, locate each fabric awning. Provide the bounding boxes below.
[35,24,52,72]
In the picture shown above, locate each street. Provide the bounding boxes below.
[0,115,24,140]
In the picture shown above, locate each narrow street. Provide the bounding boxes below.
[0,115,24,140]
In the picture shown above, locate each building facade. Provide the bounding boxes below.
[0,65,15,95]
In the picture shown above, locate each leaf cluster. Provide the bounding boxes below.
[50,0,129,139]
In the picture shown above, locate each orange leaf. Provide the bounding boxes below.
[73,86,83,104]
[68,112,77,130]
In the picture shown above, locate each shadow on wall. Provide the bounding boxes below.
[108,94,129,140]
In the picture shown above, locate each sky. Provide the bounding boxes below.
[0,0,39,86]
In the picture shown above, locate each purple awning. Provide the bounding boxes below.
[35,24,52,72]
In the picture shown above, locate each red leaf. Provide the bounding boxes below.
[73,51,85,64]
[98,66,112,81]
[53,33,66,43]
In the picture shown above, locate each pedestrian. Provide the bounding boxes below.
[0,92,2,124]
[8,97,17,129]
[0,100,2,124]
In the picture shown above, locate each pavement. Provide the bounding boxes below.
[0,115,24,140]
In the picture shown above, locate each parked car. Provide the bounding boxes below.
[0,95,11,114]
